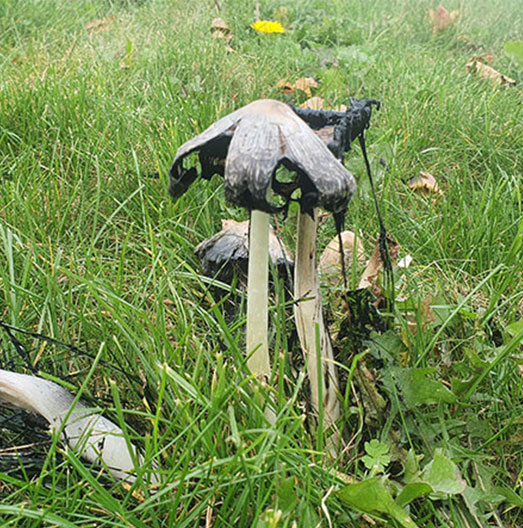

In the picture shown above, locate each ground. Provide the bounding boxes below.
[0,0,521,526]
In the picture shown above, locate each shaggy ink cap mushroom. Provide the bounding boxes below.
[291,98,381,162]
[169,99,357,226]
[194,220,293,284]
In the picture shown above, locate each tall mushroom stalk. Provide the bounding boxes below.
[169,99,356,426]
[290,99,381,444]
[294,210,340,434]
[245,209,270,376]
[0,369,149,482]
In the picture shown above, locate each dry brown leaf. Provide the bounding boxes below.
[408,171,443,195]
[319,231,366,285]
[358,237,398,289]
[314,127,335,145]
[276,78,294,94]
[426,4,459,35]
[300,96,324,110]
[405,295,436,337]
[273,7,290,28]
[85,16,116,33]
[466,57,516,86]
[276,77,319,97]
[294,77,318,97]
[211,17,232,41]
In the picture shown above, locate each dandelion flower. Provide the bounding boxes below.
[250,20,285,34]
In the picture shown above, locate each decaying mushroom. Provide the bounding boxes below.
[291,98,381,163]
[169,99,356,430]
[194,219,293,285]
[0,369,149,482]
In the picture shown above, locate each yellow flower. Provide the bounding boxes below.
[250,20,285,34]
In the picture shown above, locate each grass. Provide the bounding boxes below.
[0,0,522,526]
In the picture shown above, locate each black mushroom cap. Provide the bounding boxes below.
[194,219,293,284]
[291,98,381,161]
[169,99,357,222]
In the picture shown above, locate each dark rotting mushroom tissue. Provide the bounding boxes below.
[169,99,357,225]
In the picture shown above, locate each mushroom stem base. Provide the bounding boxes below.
[246,210,274,422]
[294,209,341,449]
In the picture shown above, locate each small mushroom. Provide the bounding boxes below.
[195,219,293,285]
[210,17,232,41]
[169,99,356,429]
[0,369,152,482]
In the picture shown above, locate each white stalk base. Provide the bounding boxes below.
[294,210,341,448]
[0,369,150,482]
[246,210,274,423]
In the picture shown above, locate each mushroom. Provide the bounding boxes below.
[169,99,356,428]
[0,369,151,482]
[289,100,380,443]
[194,219,293,286]
[291,98,381,162]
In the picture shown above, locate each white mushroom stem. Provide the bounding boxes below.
[246,210,273,388]
[0,369,148,482]
[294,209,340,446]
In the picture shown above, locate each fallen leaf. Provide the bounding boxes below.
[276,79,294,93]
[85,16,116,33]
[276,77,319,97]
[319,231,365,285]
[294,76,318,97]
[466,57,516,85]
[250,20,285,34]
[300,96,324,110]
[211,17,232,41]
[426,4,459,35]
[359,237,398,289]
[408,171,443,195]
[314,127,335,144]
[273,7,289,28]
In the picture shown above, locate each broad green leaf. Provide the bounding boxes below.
[421,449,466,495]
[365,439,389,457]
[493,486,523,508]
[506,319,523,338]
[338,478,419,528]
[504,41,523,68]
[277,477,298,514]
[369,330,407,364]
[396,482,433,507]
[403,449,423,483]
[390,367,457,408]
[362,439,391,472]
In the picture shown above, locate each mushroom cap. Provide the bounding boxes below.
[195,219,293,283]
[210,17,229,31]
[169,99,356,218]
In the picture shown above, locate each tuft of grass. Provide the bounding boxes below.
[0,0,521,526]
